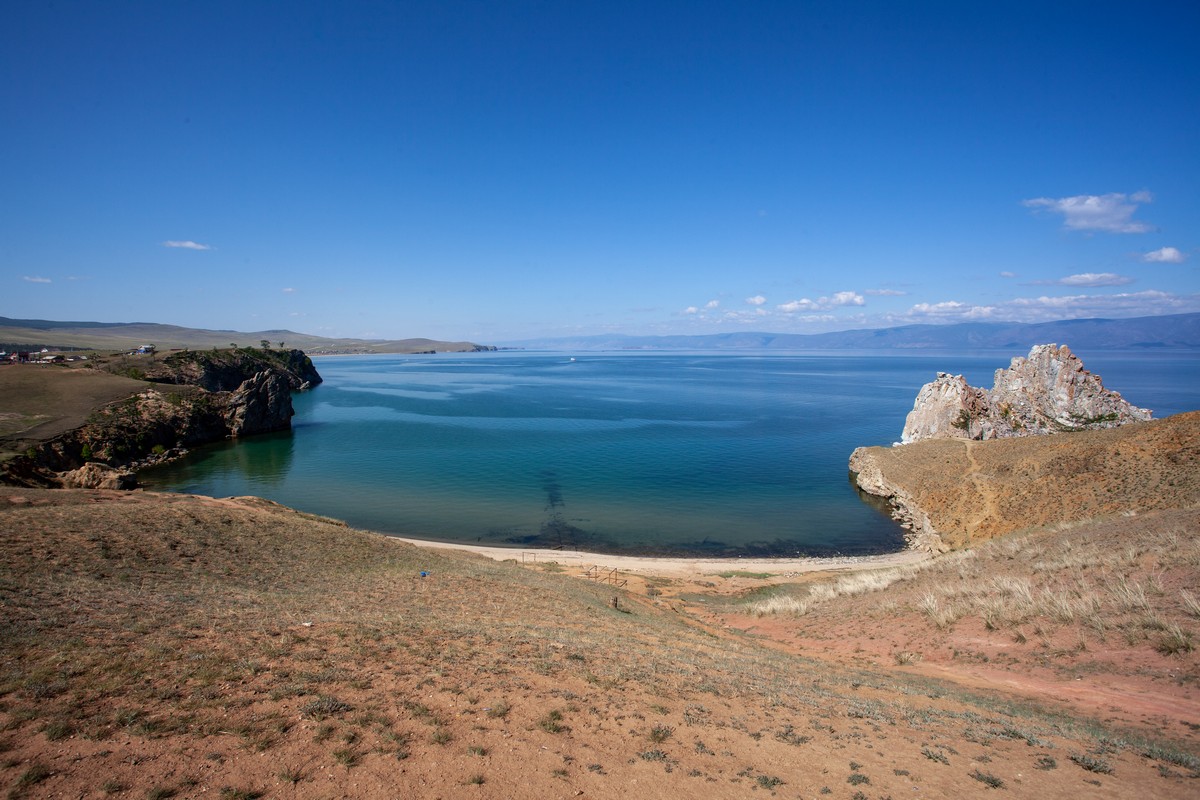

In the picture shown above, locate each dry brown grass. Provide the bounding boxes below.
[0,365,145,449]
[1,488,1197,798]
[853,411,1200,549]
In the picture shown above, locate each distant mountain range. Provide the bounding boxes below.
[0,317,490,355]
[2,312,1197,355]
[502,313,1200,352]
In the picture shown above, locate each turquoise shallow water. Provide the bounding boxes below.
[141,350,1197,556]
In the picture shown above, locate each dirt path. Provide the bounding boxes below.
[961,439,1000,532]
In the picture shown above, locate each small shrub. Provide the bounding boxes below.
[649,724,674,743]
[1070,753,1113,774]
[847,773,870,785]
[300,696,352,720]
[42,720,72,741]
[486,701,510,719]
[1181,589,1200,619]
[922,747,949,765]
[774,725,810,746]
[756,774,784,789]
[970,769,1004,788]
[277,765,304,784]
[1155,625,1195,655]
[539,710,567,734]
[219,789,264,800]
[14,762,52,791]
[639,750,667,761]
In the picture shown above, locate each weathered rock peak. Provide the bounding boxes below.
[901,344,1151,444]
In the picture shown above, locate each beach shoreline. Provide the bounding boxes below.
[388,534,930,579]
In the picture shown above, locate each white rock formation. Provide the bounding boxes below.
[900,344,1151,444]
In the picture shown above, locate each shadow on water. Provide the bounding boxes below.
[494,470,615,552]
[490,468,909,558]
[535,470,598,550]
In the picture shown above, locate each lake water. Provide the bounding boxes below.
[141,350,1197,557]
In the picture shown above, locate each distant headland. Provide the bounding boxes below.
[2,311,1198,356]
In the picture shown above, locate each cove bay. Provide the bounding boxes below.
[142,350,1196,557]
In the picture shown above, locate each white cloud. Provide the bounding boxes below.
[1143,246,1185,263]
[1055,272,1133,287]
[1022,192,1153,233]
[864,288,906,296]
[745,295,766,305]
[704,299,720,309]
[22,275,51,283]
[778,298,817,313]
[777,290,864,313]
[999,271,1017,279]
[902,289,1196,324]
[162,240,212,250]
[282,287,296,293]
[907,301,998,319]
[684,306,699,315]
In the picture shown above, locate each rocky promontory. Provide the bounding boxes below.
[1,348,321,488]
[851,344,1192,551]
[103,347,322,392]
[900,344,1150,443]
[850,411,1199,551]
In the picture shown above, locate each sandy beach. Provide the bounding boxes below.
[390,535,930,579]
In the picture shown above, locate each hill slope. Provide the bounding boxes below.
[851,411,1200,550]
[1,489,1196,798]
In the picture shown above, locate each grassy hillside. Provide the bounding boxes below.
[0,316,489,354]
[1,489,1196,798]
[851,412,1200,550]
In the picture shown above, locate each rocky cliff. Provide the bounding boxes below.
[901,344,1151,443]
[1,350,321,488]
[104,347,322,392]
[850,411,1199,552]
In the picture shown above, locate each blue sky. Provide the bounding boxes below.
[3,1,1198,343]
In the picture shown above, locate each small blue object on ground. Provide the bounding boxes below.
[420,571,428,577]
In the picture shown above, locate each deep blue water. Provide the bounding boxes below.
[140,350,1197,557]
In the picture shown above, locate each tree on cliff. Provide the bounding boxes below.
[260,339,271,349]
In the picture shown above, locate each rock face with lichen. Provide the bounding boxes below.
[901,344,1151,444]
